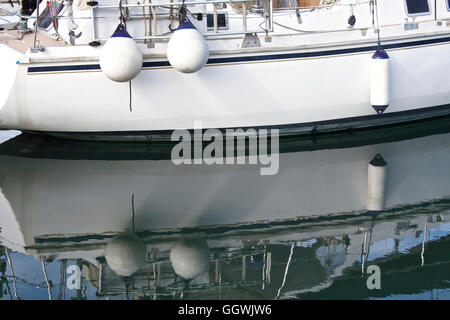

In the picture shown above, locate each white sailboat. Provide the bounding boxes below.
[0,0,450,140]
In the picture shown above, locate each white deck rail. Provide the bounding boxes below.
[89,0,274,42]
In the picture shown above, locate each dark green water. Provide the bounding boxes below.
[0,117,450,300]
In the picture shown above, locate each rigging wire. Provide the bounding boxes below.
[119,0,126,26]
[374,0,381,47]
[57,260,67,300]
[275,241,295,299]
[32,0,39,49]
[129,81,133,112]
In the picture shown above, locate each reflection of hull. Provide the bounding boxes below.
[3,115,450,159]
[1,122,450,246]
[1,124,449,299]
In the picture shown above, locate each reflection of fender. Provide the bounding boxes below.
[170,238,210,280]
[105,233,146,277]
[0,45,21,126]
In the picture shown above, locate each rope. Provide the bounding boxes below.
[421,220,427,267]
[48,0,59,32]
[119,0,126,26]
[129,81,133,112]
[273,20,357,33]
[142,0,147,38]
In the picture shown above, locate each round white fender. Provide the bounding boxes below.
[105,233,146,277]
[100,24,143,82]
[366,153,387,211]
[370,48,390,114]
[170,238,210,279]
[167,19,209,73]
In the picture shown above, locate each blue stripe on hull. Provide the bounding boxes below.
[26,36,450,73]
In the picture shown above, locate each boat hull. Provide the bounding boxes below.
[1,35,450,141]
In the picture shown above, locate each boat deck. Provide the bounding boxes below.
[0,29,65,54]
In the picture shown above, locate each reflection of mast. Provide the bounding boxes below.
[41,259,52,300]
[151,249,161,287]
[74,259,86,300]
[361,218,375,276]
[97,257,104,296]
[261,244,271,290]
[361,232,368,276]
[421,220,427,267]
[241,255,246,282]
[0,247,13,300]
[214,258,222,299]
[276,242,296,299]
[4,247,18,299]
[57,260,66,300]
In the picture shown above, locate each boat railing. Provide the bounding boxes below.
[88,0,274,42]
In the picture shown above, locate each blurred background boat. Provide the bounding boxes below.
[0,0,21,30]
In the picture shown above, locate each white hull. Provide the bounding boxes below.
[1,35,450,139]
[1,0,450,140]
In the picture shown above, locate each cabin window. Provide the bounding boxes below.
[447,0,450,11]
[206,13,229,31]
[37,2,64,30]
[404,0,431,16]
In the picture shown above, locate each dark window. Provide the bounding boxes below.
[447,0,450,11]
[405,0,430,15]
[37,2,64,29]
[206,13,228,30]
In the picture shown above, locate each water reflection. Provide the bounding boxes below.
[105,233,146,277]
[0,117,449,300]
